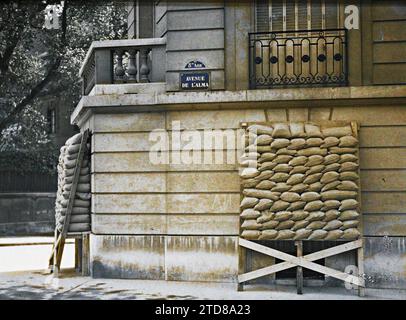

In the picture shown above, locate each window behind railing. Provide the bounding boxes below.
[255,0,344,32]
[251,0,347,89]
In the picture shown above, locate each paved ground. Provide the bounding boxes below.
[1,237,406,300]
[1,270,406,300]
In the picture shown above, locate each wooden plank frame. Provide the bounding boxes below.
[48,130,91,277]
[237,121,365,296]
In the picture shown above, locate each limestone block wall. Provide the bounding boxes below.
[88,104,406,288]
[154,0,225,91]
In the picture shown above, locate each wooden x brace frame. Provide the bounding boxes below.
[238,238,365,296]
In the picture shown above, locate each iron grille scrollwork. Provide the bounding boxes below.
[249,29,348,89]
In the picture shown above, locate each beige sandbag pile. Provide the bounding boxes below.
[55,132,91,233]
[240,122,360,241]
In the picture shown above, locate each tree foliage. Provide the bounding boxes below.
[0,0,127,173]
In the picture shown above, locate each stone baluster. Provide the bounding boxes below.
[127,48,138,81]
[139,48,151,83]
[114,50,125,80]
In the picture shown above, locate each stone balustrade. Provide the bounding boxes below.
[79,38,166,95]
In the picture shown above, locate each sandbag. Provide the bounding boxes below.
[273,164,292,173]
[261,220,279,230]
[329,147,357,154]
[271,138,290,149]
[270,200,290,212]
[307,221,327,230]
[322,200,341,210]
[321,126,352,137]
[241,219,262,230]
[68,223,91,232]
[257,211,275,224]
[255,180,276,190]
[337,181,359,191]
[255,170,274,181]
[323,154,340,165]
[248,124,273,135]
[288,138,306,150]
[287,201,306,211]
[241,230,261,240]
[289,183,309,193]
[303,173,323,184]
[243,189,279,201]
[323,219,343,231]
[274,211,293,221]
[275,220,295,230]
[306,138,323,147]
[240,197,259,209]
[339,136,358,147]
[342,220,359,229]
[276,148,297,156]
[340,228,360,240]
[273,155,293,164]
[308,182,323,192]
[289,156,307,166]
[286,174,305,185]
[258,152,276,162]
[292,220,310,231]
[301,192,321,202]
[306,211,325,222]
[289,123,306,138]
[304,200,324,212]
[298,147,327,157]
[340,154,358,163]
[254,199,273,211]
[255,134,273,146]
[339,162,359,172]
[323,210,340,222]
[241,209,261,219]
[339,199,359,211]
[323,163,341,173]
[339,171,359,181]
[272,123,291,138]
[305,155,324,167]
[321,136,339,148]
[306,164,325,175]
[321,190,357,201]
[271,183,291,192]
[291,210,309,221]
[240,168,260,179]
[280,192,301,202]
[259,229,278,240]
[270,172,289,182]
[325,229,344,240]
[290,166,308,174]
[308,229,327,240]
[339,210,360,221]
[275,230,295,240]
[305,124,323,138]
[294,228,313,240]
[259,161,277,171]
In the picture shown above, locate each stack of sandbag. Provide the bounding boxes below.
[55,132,91,233]
[240,122,360,241]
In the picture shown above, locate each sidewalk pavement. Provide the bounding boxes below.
[1,269,406,300]
[1,237,406,300]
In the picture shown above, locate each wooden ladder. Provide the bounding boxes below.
[48,129,90,277]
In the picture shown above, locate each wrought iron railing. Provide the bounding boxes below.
[249,29,348,89]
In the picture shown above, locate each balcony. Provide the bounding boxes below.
[249,29,348,89]
[79,38,166,96]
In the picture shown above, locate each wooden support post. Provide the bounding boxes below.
[295,241,303,295]
[357,242,365,297]
[237,245,245,291]
[81,233,90,276]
